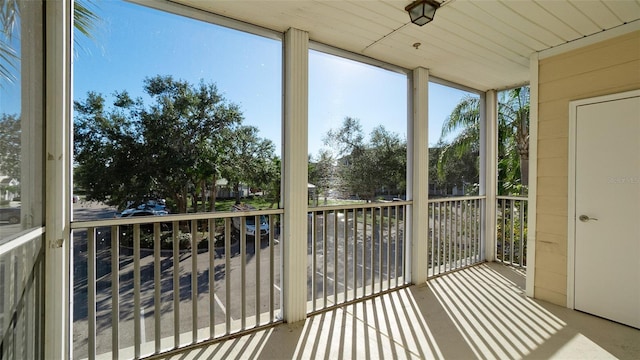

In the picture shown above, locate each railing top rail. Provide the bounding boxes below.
[495,195,529,201]
[70,208,284,229]
[308,201,412,212]
[0,227,45,256]
[428,195,486,203]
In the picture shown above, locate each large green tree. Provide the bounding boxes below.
[309,149,335,205]
[0,113,19,180]
[74,75,275,213]
[324,117,406,201]
[430,140,478,196]
[221,125,276,205]
[437,86,529,195]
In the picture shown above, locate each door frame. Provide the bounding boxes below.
[567,89,640,309]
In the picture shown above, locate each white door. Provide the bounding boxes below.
[573,93,640,329]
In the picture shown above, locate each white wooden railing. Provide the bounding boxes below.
[0,228,45,360]
[71,210,282,359]
[496,196,528,268]
[427,197,484,277]
[307,202,409,313]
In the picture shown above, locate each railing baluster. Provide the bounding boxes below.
[191,220,198,343]
[403,205,407,281]
[88,227,96,360]
[442,202,447,272]
[501,199,506,262]
[362,207,367,296]
[461,201,466,267]
[435,202,439,273]
[370,208,375,295]
[255,215,261,325]
[368,208,374,295]
[312,211,317,311]
[446,201,451,272]
[395,205,400,286]
[452,201,456,270]
[378,207,383,291]
[111,226,120,360]
[154,223,161,353]
[322,210,327,308]
[352,208,357,300]
[440,202,445,273]
[433,203,442,275]
[240,217,247,329]
[333,211,338,305]
[209,219,215,339]
[454,201,458,270]
[386,207,391,290]
[343,209,348,301]
[457,201,462,268]
[510,200,515,266]
[471,200,475,263]
[172,221,180,348]
[520,200,525,267]
[133,224,141,358]
[225,218,231,334]
[269,215,275,322]
[477,199,481,262]
[465,200,475,265]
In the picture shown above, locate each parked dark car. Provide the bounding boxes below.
[0,207,20,224]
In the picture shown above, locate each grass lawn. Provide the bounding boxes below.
[188,197,276,212]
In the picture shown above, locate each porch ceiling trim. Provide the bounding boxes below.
[170,0,640,91]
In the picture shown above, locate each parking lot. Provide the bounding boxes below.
[71,201,405,358]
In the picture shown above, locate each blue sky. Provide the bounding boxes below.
[2,0,475,155]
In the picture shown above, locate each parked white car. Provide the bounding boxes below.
[232,203,269,238]
[119,199,168,217]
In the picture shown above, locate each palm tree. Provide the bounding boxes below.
[1,0,99,85]
[437,86,530,195]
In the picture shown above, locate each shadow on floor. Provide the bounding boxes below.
[161,262,639,360]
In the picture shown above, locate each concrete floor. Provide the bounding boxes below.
[159,262,640,360]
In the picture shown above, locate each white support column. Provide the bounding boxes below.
[282,27,308,323]
[526,53,539,298]
[21,0,45,229]
[408,67,429,285]
[480,90,498,262]
[44,0,72,358]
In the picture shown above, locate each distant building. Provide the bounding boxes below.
[0,176,19,202]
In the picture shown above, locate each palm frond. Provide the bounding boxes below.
[0,0,100,84]
[0,41,16,84]
[0,0,19,86]
[0,0,19,37]
[74,0,99,40]
[440,95,480,139]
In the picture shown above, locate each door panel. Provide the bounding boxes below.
[574,95,640,329]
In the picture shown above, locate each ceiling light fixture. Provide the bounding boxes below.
[405,0,440,26]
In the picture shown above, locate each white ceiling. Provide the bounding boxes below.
[173,0,640,91]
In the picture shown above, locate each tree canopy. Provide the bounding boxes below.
[0,113,20,180]
[438,87,529,196]
[74,75,278,213]
[322,117,406,201]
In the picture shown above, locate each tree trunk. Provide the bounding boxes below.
[234,182,241,204]
[520,154,529,188]
[182,188,188,213]
[200,180,207,212]
[210,175,217,212]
